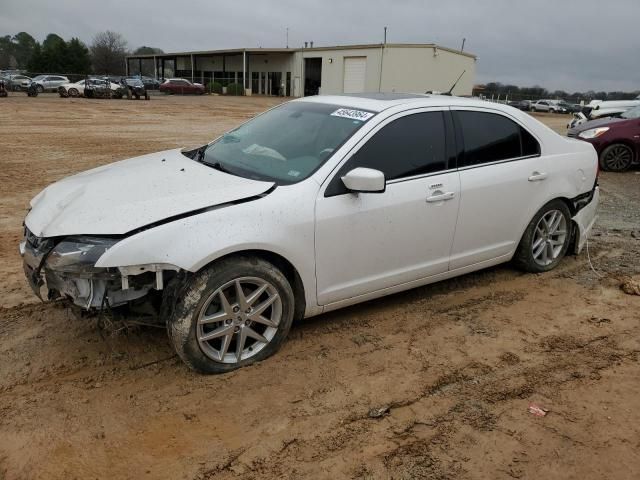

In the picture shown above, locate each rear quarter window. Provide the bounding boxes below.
[455,111,540,167]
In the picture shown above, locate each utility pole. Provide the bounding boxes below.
[384,26,387,44]
[461,38,466,52]
[286,27,289,48]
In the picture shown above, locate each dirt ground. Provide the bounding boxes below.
[1,95,639,480]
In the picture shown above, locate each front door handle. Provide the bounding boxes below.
[528,171,548,182]
[426,191,456,203]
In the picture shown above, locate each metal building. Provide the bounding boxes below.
[125,43,476,97]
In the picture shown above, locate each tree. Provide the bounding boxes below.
[0,35,14,67]
[65,38,92,74]
[11,32,37,68]
[134,46,164,55]
[90,31,128,75]
[39,33,68,72]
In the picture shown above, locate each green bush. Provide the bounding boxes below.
[207,81,222,94]
[226,83,244,96]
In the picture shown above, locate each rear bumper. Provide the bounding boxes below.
[572,186,599,254]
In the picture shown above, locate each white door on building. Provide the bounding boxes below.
[343,57,367,93]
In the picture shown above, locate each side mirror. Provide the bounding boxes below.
[341,167,386,193]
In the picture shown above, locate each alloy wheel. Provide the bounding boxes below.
[532,210,567,266]
[196,277,282,364]
[603,145,633,171]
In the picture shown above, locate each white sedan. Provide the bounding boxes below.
[20,94,599,373]
[58,79,122,97]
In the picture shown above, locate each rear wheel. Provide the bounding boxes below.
[167,256,295,374]
[514,200,572,273]
[599,144,633,172]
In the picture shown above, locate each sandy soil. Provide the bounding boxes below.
[1,96,639,480]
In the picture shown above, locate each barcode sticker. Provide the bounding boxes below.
[331,108,374,121]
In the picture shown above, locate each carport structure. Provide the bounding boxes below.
[126,48,297,96]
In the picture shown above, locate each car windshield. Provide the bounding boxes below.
[621,106,640,119]
[198,102,374,184]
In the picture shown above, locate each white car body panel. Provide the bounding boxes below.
[23,95,599,320]
[448,105,597,269]
[25,148,274,237]
[59,80,121,95]
[314,106,460,305]
[315,170,460,305]
[95,184,322,316]
[573,187,599,254]
[591,100,640,111]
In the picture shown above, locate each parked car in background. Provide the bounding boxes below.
[507,100,532,111]
[122,76,160,90]
[567,100,640,129]
[141,76,160,90]
[557,101,581,114]
[531,100,567,113]
[7,74,31,91]
[568,105,640,171]
[121,77,149,99]
[58,78,123,98]
[26,75,70,92]
[531,100,551,112]
[159,78,205,95]
[20,94,599,373]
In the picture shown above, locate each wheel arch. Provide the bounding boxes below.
[515,196,578,258]
[196,249,307,321]
[600,140,637,162]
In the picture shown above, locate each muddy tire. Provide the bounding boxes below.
[167,256,295,374]
[513,200,572,273]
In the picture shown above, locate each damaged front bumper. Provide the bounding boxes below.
[20,231,169,309]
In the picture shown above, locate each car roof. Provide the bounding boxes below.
[294,93,506,113]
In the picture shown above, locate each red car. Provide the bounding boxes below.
[568,106,640,171]
[159,78,205,95]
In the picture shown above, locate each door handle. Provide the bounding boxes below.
[426,191,455,203]
[528,171,548,182]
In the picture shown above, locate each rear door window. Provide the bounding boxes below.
[454,111,540,167]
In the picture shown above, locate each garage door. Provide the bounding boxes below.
[343,57,367,94]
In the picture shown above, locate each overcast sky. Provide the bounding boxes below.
[1,0,638,92]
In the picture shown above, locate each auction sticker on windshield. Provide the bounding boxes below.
[331,108,375,121]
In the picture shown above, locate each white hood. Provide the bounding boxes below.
[26,148,274,237]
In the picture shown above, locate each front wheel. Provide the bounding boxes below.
[36,84,44,93]
[167,256,295,374]
[514,200,572,273]
[599,144,633,172]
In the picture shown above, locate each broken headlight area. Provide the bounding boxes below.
[22,232,171,310]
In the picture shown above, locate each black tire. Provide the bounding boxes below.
[599,143,634,172]
[513,199,572,273]
[68,88,78,97]
[36,84,44,93]
[166,256,295,374]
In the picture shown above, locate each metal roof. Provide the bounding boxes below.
[126,43,476,60]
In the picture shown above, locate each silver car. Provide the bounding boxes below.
[6,74,31,91]
[26,75,70,92]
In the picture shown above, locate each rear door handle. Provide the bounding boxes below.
[426,191,456,203]
[528,171,548,182]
